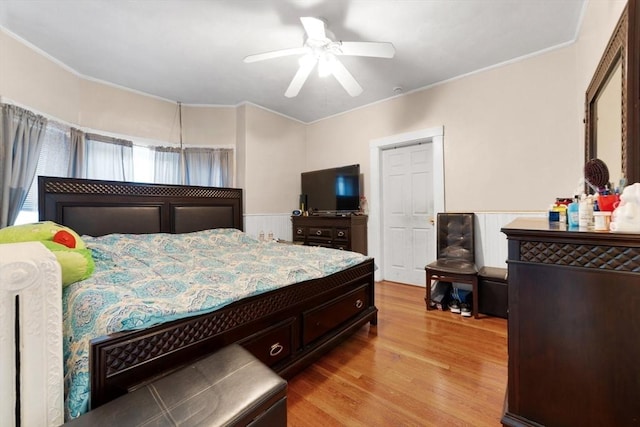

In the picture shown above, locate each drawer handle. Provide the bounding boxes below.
[297,229,303,234]
[337,231,345,237]
[355,299,364,309]
[316,230,322,236]
[269,343,284,357]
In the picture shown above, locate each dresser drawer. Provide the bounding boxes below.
[308,227,333,238]
[334,228,349,241]
[302,284,370,345]
[239,318,296,366]
[307,241,334,248]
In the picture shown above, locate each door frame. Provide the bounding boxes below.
[369,126,445,282]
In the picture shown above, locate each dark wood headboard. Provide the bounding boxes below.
[38,176,243,236]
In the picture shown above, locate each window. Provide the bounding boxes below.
[15,123,71,224]
[84,133,133,181]
[14,121,233,225]
[185,147,233,187]
[152,146,182,185]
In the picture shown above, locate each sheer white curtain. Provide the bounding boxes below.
[184,148,232,187]
[84,133,133,181]
[153,146,182,185]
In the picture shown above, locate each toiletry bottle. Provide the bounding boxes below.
[568,196,579,228]
[553,204,567,224]
[578,194,593,229]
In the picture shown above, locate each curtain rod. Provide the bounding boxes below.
[178,101,183,150]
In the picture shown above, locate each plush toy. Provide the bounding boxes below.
[0,221,94,286]
[610,183,640,232]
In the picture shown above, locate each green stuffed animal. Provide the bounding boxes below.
[0,221,95,286]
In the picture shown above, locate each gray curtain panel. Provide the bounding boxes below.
[67,127,87,178]
[184,147,232,187]
[0,104,48,227]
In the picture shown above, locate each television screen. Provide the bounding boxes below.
[301,164,360,214]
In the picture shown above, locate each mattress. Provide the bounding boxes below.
[63,228,369,419]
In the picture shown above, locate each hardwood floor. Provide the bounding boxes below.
[287,281,508,427]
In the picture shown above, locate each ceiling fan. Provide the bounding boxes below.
[244,17,395,98]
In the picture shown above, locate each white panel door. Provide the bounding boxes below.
[382,143,434,286]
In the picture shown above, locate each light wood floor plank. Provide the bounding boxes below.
[287,281,508,426]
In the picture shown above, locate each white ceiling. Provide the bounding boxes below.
[0,0,586,123]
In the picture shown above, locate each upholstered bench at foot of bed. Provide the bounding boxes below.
[65,344,287,427]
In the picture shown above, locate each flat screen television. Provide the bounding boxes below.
[301,164,360,214]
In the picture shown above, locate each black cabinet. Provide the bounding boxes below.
[291,215,367,255]
[478,267,508,318]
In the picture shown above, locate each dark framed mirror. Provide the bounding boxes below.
[585,0,639,188]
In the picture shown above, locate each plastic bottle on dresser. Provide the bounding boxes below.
[567,196,580,228]
[578,194,594,229]
[587,196,595,228]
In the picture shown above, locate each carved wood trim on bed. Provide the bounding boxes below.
[38,176,243,236]
[38,176,377,412]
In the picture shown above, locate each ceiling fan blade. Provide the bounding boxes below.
[300,17,326,40]
[331,58,363,97]
[285,57,317,98]
[244,47,307,63]
[336,41,395,58]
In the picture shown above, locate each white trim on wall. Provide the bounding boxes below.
[369,126,445,282]
[474,211,546,268]
[243,213,293,241]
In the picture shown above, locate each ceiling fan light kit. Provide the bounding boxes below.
[244,17,395,98]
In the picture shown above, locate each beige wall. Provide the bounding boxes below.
[0,30,80,123]
[307,47,577,211]
[78,79,181,142]
[242,104,305,213]
[182,105,236,147]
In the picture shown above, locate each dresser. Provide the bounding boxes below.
[501,218,640,427]
[291,215,367,255]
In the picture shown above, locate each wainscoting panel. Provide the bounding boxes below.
[244,213,293,241]
[243,212,543,269]
[475,211,545,268]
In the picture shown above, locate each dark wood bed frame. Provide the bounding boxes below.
[39,176,377,410]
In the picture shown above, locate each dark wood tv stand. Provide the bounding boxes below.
[291,215,368,255]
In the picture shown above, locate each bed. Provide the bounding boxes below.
[38,176,377,419]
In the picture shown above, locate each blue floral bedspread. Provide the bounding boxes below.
[63,228,369,419]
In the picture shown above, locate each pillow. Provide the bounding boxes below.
[0,221,94,286]
[0,221,87,248]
